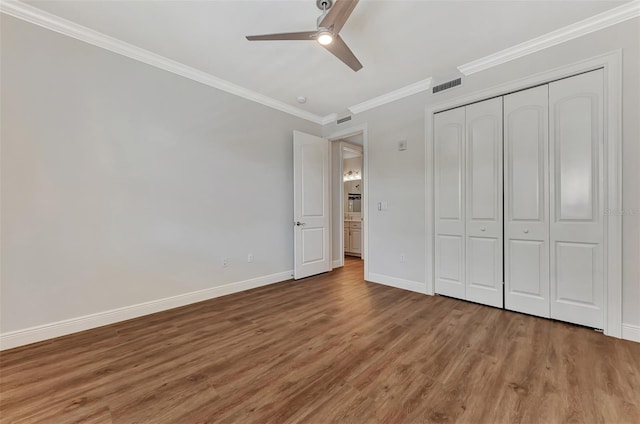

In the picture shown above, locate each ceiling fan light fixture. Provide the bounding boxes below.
[317,30,333,45]
[245,0,362,71]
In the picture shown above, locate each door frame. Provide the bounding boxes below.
[327,124,369,279]
[425,50,623,337]
[335,141,363,268]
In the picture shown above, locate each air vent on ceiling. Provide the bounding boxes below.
[432,77,462,94]
[337,115,352,124]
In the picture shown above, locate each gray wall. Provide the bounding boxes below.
[326,95,428,285]
[323,18,640,327]
[0,16,320,332]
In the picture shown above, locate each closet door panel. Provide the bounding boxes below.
[468,237,499,287]
[465,97,503,307]
[434,107,466,299]
[508,240,545,297]
[510,108,545,221]
[549,69,604,329]
[504,85,550,317]
[438,235,464,284]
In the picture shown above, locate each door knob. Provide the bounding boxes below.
[523,229,529,233]
[295,221,306,226]
[480,227,486,232]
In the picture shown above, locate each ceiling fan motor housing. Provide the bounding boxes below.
[316,0,333,11]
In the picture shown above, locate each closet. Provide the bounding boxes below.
[434,69,605,329]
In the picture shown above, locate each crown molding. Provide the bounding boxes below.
[0,0,326,125]
[348,77,433,115]
[458,1,640,76]
[321,113,339,125]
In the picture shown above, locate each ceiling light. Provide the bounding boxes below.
[317,31,333,45]
[343,170,361,181]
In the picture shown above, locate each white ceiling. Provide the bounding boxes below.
[26,0,628,117]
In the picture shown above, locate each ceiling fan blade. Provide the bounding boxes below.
[322,35,362,71]
[246,31,316,41]
[319,0,359,33]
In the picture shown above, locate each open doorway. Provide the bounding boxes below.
[329,129,365,278]
[342,146,363,260]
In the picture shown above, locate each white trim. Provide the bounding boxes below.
[328,137,334,270]
[0,270,292,351]
[424,101,435,296]
[326,124,369,280]
[622,324,640,343]
[324,122,364,142]
[433,51,622,114]
[321,113,340,126]
[458,1,640,76]
[337,141,345,269]
[0,0,325,125]
[427,51,623,338]
[362,126,370,281]
[603,52,623,338]
[332,259,343,268]
[348,78,433,115]
[367,272,427,295]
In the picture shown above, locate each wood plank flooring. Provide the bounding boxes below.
[1,257,639,423]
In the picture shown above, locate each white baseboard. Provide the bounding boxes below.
[367,272,427,295]
[0,270,292,351]
[622,323,640,343]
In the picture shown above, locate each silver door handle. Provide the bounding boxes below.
[295,221,306,226]
[480,227,486,232]
[523,229,529,233]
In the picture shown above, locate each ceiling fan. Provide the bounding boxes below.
[246,0,362,72]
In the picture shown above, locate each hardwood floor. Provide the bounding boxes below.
[1,257,639,423]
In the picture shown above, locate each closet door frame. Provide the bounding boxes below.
[425,50,622,338]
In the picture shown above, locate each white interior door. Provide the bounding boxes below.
[465,97,503,308]
[293,131,331,279]
[435,106,466,299]
[549,69,605,329]
[504,85,551,318]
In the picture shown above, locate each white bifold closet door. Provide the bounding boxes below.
[549,70,605,329]
[504,69,604,329]
[435,98,503,308]
[504,85,550,318]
